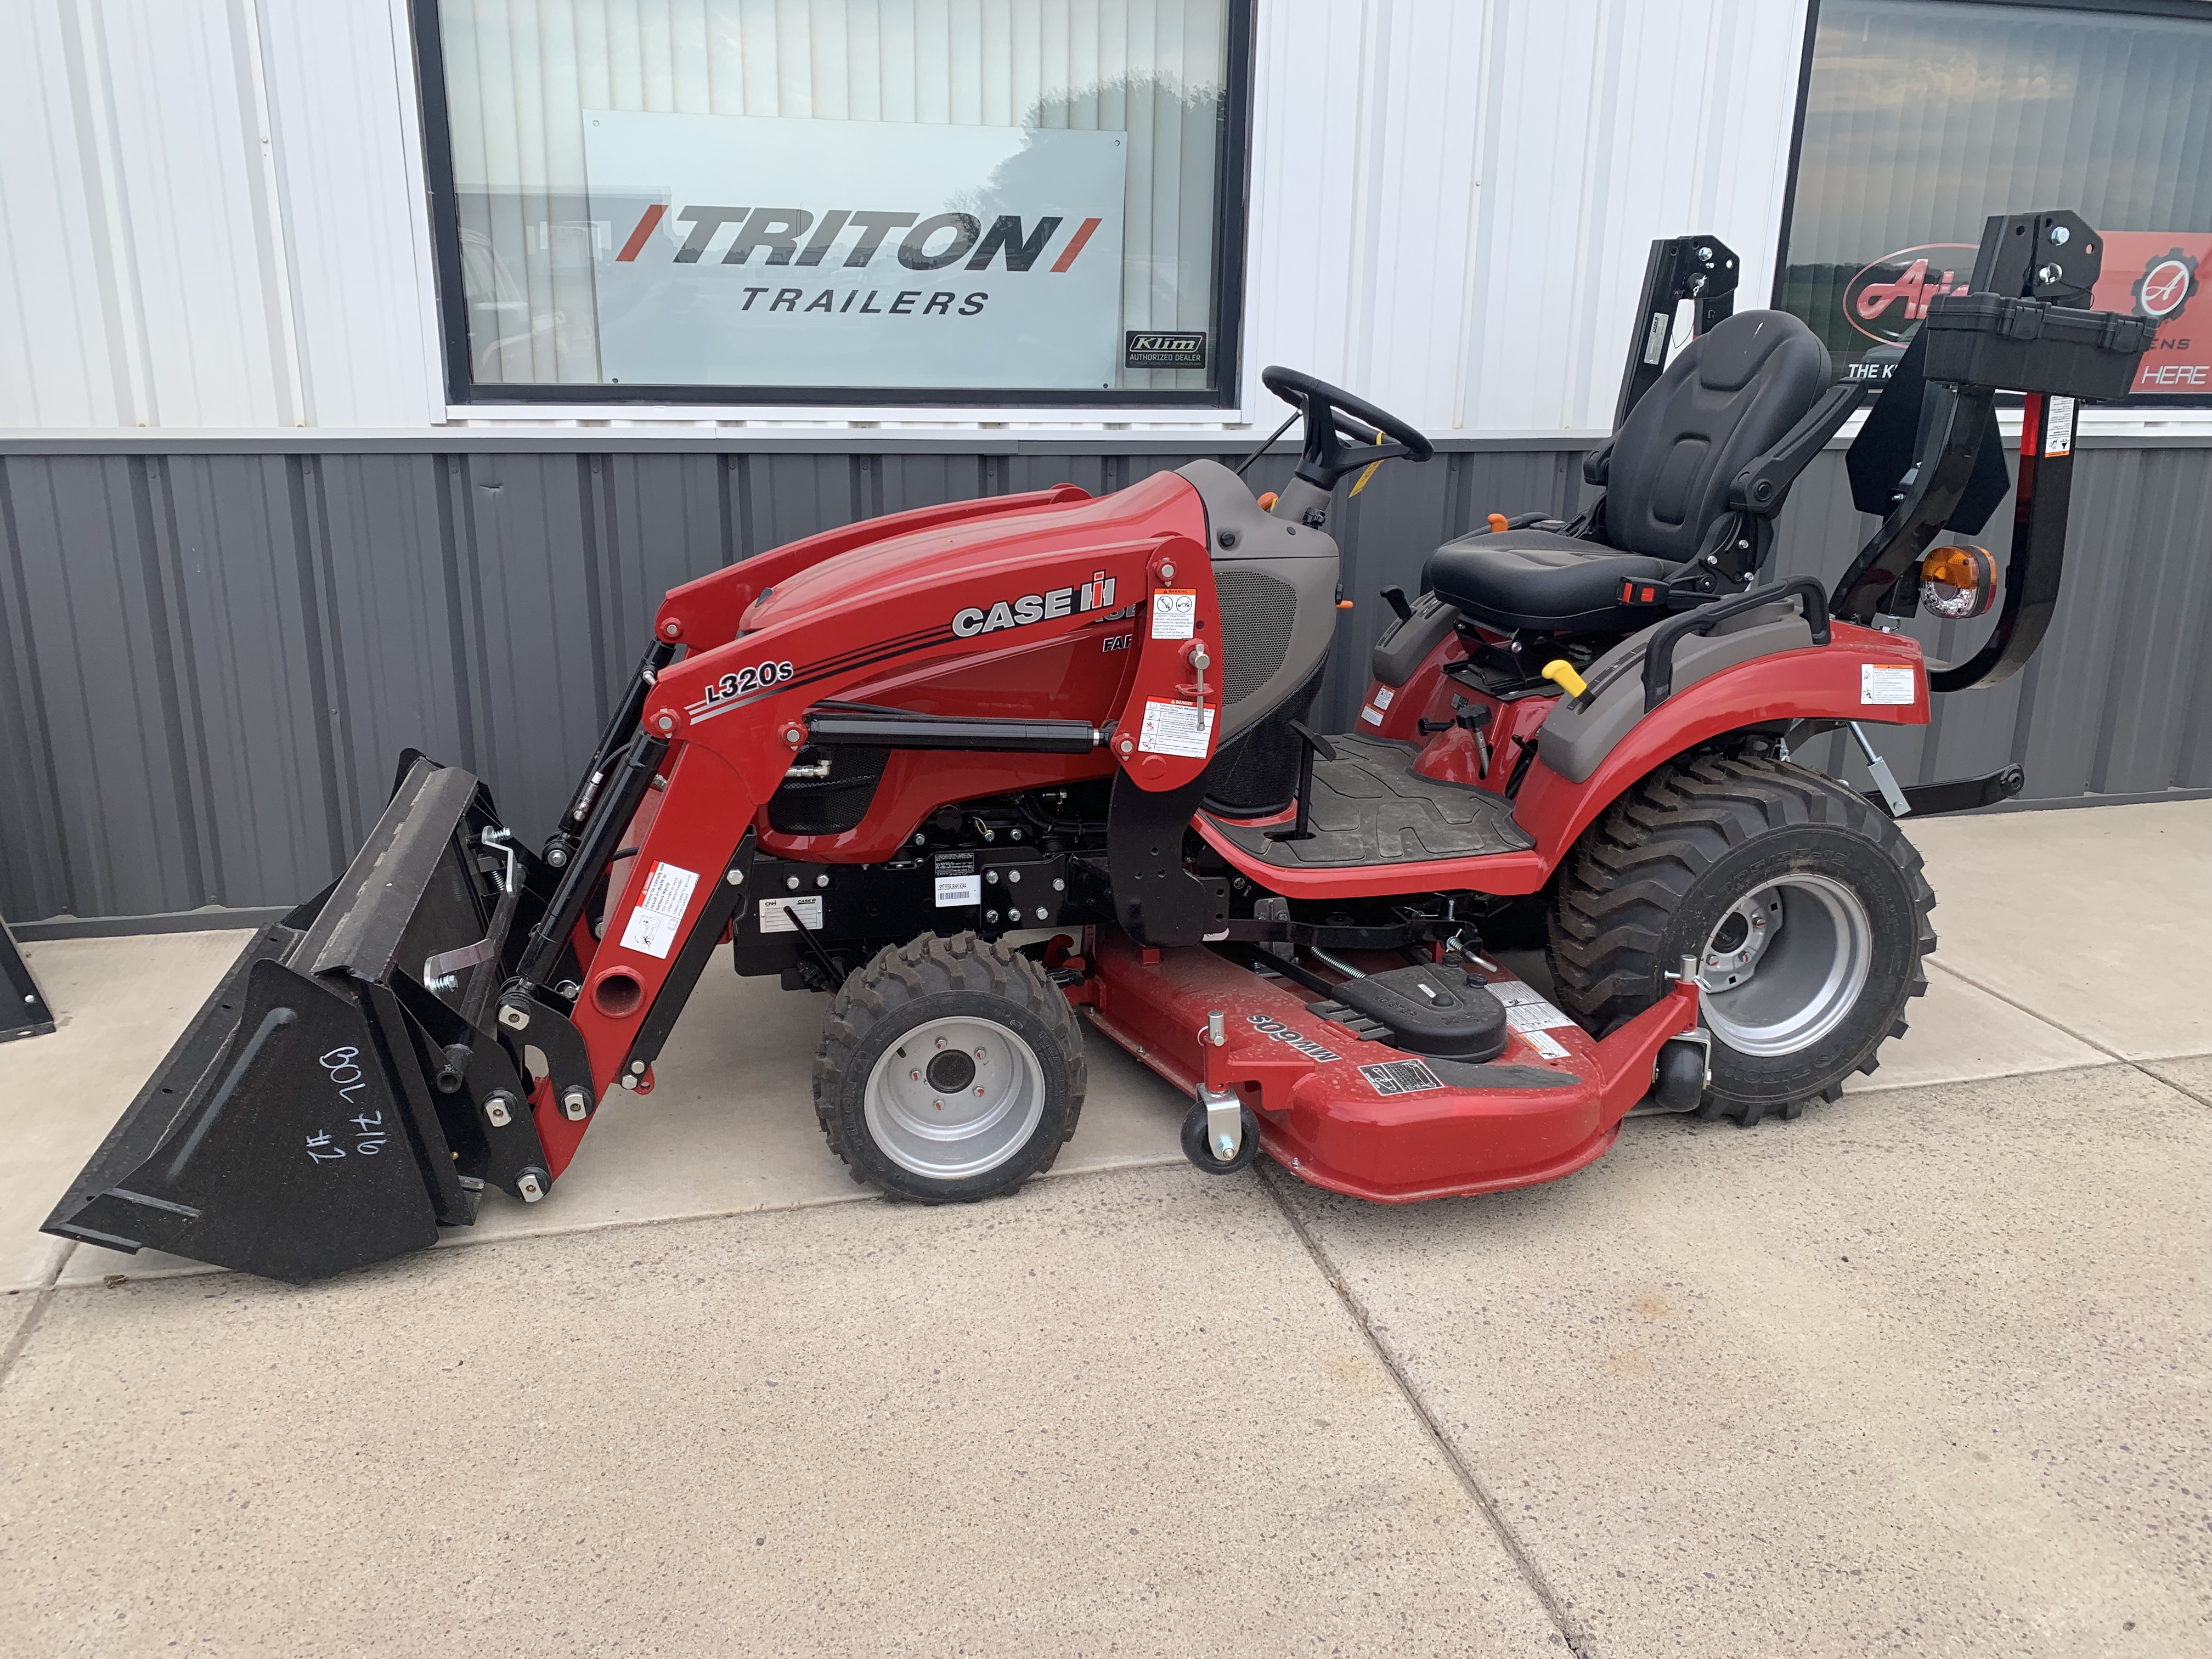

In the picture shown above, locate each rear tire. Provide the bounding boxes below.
[1548,752,1936,1124]
[814,933,1085,1202]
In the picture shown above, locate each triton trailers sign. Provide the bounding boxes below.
[585,111,1128,390]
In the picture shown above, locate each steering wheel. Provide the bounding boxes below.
[1261,365,1435,491]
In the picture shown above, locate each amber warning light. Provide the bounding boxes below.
[1920,543,1998,621]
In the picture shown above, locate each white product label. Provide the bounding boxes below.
[1371,685,1395,709]
[1138,698,1214,757]
[1521,1029,1570,1060]
[1861,664,1917,706]
[1358,704,1385,725]
[1360,1058,1443,1096]
[1150,590,1197,640]
[618,860,699,959]
[1489,979,1578,1032]
[759,894,825,934]
[934,874,982,907]
[2045,394,2076,458]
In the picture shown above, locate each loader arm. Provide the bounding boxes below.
[520,488,1220,1173]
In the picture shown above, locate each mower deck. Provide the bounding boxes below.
[1201,734,1534,869]
[1084,930,1701,1203]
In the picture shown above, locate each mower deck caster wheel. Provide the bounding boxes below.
[1650,1036,1710,1114]
[1181,1101,1262,1175]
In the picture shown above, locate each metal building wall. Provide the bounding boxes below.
[4,435,2207,927]
[2,0,1806,436]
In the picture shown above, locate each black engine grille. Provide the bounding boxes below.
[1214,567,1297,708]
[768,747,891,836]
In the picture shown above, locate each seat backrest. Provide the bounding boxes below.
[1604,309,1831,563]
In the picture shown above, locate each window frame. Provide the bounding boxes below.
[1773,0,2212,408]
[410,0,1256,411]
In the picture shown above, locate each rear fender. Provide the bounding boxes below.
[1511,623,1929,868]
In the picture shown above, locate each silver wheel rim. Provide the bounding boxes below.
[1698,873,1874,1058]
[863,1016,1047,1180]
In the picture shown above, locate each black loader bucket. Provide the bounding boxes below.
[43,755,556,1283]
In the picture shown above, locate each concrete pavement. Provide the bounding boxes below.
[1,798,2206,1656]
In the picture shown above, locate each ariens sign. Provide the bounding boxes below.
[585,111,1128,391]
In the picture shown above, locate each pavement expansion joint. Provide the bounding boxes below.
[1256,1161,1601,1659]
[0,1241,72,1395]
[1927,957,2212,1110]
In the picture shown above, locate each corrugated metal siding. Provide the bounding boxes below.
[3,0,1808,434]
[4,438,2207,924]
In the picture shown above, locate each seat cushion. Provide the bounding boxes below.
[1424,528,1677,634]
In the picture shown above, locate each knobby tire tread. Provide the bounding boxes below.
[1547,752,1936,1125]
[812,933,1086,1200]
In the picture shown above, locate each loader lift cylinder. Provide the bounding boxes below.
[546,639,678,870]
[514,730,670,999]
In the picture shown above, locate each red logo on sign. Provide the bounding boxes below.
[2134,250,2200,321]
[1842,244,1978,342]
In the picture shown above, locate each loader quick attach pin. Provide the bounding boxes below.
[1187,643,1211,704]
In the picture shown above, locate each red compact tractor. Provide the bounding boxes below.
[48,212,2153,1281]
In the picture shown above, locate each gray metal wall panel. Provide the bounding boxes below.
[3,439,2207,924]
[3,456,205,917]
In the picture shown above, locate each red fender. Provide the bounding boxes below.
[1195,622,1927,899]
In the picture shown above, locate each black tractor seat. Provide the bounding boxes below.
[1428,533,1679,635]
[1425,309,1857,637]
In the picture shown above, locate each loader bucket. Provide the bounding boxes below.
[43,757,533,1283]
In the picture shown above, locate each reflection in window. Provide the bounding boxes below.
[436,1,1234,396]
[1780,1,2212,396]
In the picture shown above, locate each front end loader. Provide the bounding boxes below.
[46,211,2152,1282]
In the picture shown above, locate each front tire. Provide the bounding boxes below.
[814,934,1085,1201]
[1548,752,1936,1124]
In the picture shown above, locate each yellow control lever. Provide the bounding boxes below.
[1541,660,1588,699]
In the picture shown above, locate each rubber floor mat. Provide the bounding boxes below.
[1202,735,1534,868]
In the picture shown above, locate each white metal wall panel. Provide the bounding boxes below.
[92,0,287,427]
[1240,0,1804,435]
[1447,0,1808,433]
[0,1,125,428]
[259,0,447,427]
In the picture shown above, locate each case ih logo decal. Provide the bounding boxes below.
[1843,244,1978,342]
[952,572,1117,639]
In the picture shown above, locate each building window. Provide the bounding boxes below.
[1778,0,2212,399]
[417,1,1250,406]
